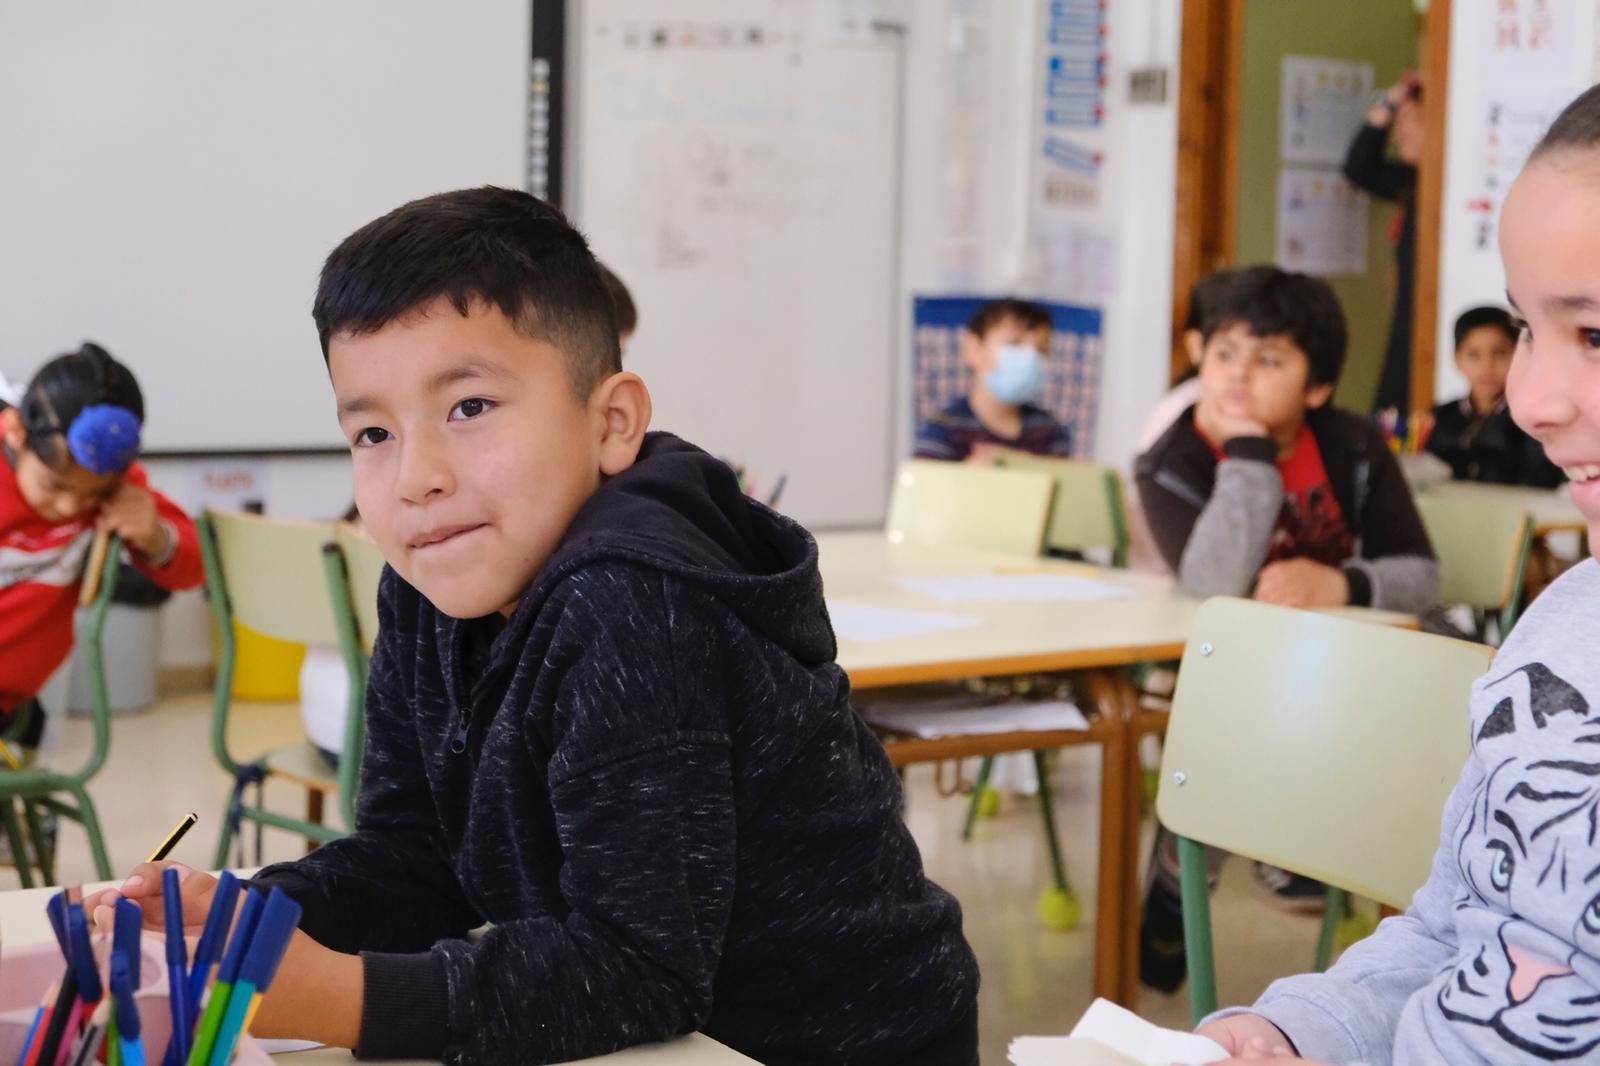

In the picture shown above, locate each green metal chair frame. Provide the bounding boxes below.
[199,510,367,866]
[0,536,122,885]
[1156,598,1493,1023]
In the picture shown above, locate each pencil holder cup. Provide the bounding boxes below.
[0,942,272,1064]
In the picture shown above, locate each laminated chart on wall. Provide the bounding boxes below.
[1042,0,1108,131]
[1280,56,1373,166]
[1276,168,1369,277]
[911,296,1103,459]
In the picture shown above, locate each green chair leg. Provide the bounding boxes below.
[1032,751,1070,894]
[961,757,997,840]
[69,785,113,881]
[23,801,55,886]
[1314,886,1351,972]
[214,802,238,871]
[1179,835,1219,1025]
[2,801,35,889]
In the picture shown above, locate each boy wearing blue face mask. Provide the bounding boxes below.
[914,299,1072,463]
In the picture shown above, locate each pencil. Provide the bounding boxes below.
[147,814,198,864]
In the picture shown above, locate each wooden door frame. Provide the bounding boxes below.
[1170,0,1452,406]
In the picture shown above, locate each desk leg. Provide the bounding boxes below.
[1119,693,1174,1010]
[1085,671,1130,1004]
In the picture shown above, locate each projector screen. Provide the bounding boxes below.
[0,0,530,452]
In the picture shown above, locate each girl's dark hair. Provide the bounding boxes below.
[1533,83,1600,159]
[18,342,144,470]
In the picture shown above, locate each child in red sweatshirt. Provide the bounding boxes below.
[0,343,203,733]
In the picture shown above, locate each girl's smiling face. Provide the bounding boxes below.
[1502,151,1600,556]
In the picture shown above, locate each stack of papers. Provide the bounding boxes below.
[1009,1000,1229,1066]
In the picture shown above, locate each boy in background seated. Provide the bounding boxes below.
[1136,265,1438,612]
[1133,266,1439,991]
[1426,305,1563,487]
[915,298,1073,463]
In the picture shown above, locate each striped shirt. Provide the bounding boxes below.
[914,397,1073,461]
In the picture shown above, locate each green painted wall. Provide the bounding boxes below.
[1235,0,1420,411]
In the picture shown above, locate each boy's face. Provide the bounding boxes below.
[1393,99,1424,165]
[1455,325,1516,407]
[961,315,1052,375]
[1,409,118,523]
[329,298,650,618]
[1503,156,1600,554]
[1197,323,1332,434]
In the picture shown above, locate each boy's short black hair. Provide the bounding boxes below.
[1195,265,1348,388]
[966,298,1052,339]
[1453,306,1518,350]
[597,262,637,337]
[312,186,620,400]
[1534,83,1600,158]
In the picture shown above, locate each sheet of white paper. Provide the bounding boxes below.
[1009,1036,1141,1066]
[826,601,982,642]
[894,575,1132,604]
[1070,999,1229,1066]
[260,1039,326,1054]
[862,699,1089,738]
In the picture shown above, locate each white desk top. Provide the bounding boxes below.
[818,531,1415,687]
[0,884,757,1065]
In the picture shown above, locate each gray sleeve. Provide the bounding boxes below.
[1209,753,1479,1064]
[1344,555,1441,615]
[1176,454,1283,598]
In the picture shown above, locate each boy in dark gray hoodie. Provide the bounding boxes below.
[96,187,979,1065]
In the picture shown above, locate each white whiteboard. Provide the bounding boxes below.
[0,0,529,452]
[1436,0,1598,403]
[568,0,905,528]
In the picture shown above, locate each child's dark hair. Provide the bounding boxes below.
[312,187,620,400]
[15,343,144,472]
[1453,306,1518,349]
[966,298,1052,338]
[597,262,637,337]
[1533,83,1600,158]
[1194,266,1348,388]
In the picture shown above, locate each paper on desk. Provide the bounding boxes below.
[895,575,1133,604]
[826,601,982,642]
[1009,999,1229,1066]
[861,699,1088,738]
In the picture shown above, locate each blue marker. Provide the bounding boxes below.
[114,899,144,990]
[45,892,69,960]
[203,889,301,1066]
[110,953,144,1066]
[183,889,262,1066]
[186,872,238,1013]
[67,903,103,1007]
[161,869,189,1066]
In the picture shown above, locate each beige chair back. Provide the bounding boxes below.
[886,459,1056,556]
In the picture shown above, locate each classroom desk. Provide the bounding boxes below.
[1418,479,1586,537]
[0,884,759,1065]
[818,530,1414,1008]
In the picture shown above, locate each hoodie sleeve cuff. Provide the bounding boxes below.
[354,951,452,1060]
[1222,436,1278,463]
[1342,562,1374,607]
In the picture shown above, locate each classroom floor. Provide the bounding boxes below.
[35,696,1323,1065]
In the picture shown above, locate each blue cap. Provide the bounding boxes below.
[237,889,302,993]
[67,904,102,1003]
[114,898,144,990]
[66,404,141,475]
[109,950,141,1040]
[45,891,69,958]
[192,872,240,973]
[216,889,264,987]
[162,868,187,967]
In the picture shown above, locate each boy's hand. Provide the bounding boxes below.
[965,442,1005,466]
[1195,396,1269,448]
[97,482,168,559]
[1254,559,1350,608]
[1195,1013,1297,1057]
[87,861,220,934]
[89,862,364,1049]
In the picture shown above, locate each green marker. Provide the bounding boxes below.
[185,890,262,1066]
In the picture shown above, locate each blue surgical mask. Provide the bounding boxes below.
[985,345,1046,405]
